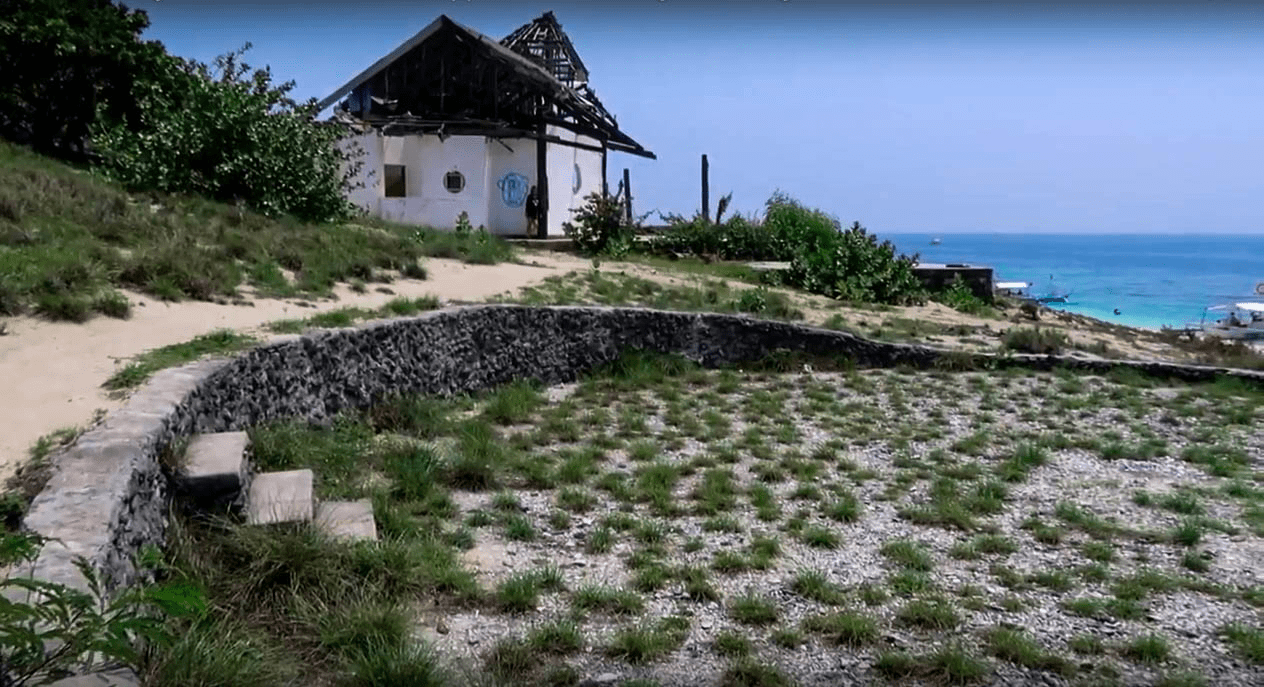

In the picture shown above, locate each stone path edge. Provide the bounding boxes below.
[13,304,1263,675]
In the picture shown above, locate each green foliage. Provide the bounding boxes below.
[0,0,172,161]
[649,191,925,305]
[1002,327,1070,355]
[0,532,205,685]
[90,43,361,222]
[563,192,634,257]
[936,274,993,316]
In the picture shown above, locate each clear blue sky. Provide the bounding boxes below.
[134,1,1264,234]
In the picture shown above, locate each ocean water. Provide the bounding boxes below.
[877,233,1264,331]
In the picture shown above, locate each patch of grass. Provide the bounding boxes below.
[896,598,960,630]
[798,525,840,549]
[712,630,753,658]
[880,538,935,571]
[1122,633,1172,664]
[771,628,805,649]
[822,491,863,523]
[678,565,721,602]
[495,567,564,613]
[1156,671,1208,687]
[604,616,690,664]
[718,657,795,687]
[996,443,1048,482]
[729,590,780,626]
[1081,540,1116,563]
[874,645,990,685]
[1068,634,1104,654]
[801,611,880,647]
[104,329,258,389]
[482,379,544,425]
[1219,623,1264,664]
[983,626,1072,675]
[571,584,645,617]
[790,569,845,605]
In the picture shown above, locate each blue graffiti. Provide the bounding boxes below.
[498,172,529,208]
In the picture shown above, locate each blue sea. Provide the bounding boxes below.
[878,233,1264,331]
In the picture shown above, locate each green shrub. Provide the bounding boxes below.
[935,274,992,315]
[90,43,361,223]
[0,532,205,684]
[1002,327,1070,355]
[563,192,633,257]
[648,192,925,306]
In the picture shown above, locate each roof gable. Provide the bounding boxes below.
[501,11,589,88]
[316,14,653,159]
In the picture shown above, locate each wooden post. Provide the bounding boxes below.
[622,168,633,225]
[536,119,549,238]
[701,154,710,223]
[601,147,608,197]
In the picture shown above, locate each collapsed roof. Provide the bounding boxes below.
[317,13,654,159]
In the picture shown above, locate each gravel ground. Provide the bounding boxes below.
[406,367,1262,687]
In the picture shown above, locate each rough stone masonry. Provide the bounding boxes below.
[17,305,1264,607]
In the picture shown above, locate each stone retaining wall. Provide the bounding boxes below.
[18,305,1264,601]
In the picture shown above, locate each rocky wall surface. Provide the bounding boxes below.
[19,305,1264,604]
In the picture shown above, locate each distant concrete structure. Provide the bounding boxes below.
[912,262,995,302]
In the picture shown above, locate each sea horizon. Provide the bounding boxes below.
[875,232,1264,331]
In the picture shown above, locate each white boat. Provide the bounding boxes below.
[1195,302,1264,341]
[930,237,942,246]
[995,281,1031,298]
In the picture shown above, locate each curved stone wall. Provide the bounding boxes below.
[17,305,1264,601]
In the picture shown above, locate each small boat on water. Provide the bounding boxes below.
[995,281,1031,298]
[1192,302,1264,341]
[930,237,942,246]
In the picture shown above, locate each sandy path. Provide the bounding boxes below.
[0,251,609,483]
[0,247,1193,488]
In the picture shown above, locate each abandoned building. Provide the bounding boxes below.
[317,11,655,237]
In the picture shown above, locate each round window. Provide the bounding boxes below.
[444,170,465,194]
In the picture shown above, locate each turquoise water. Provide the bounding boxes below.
[878,233,1264,330]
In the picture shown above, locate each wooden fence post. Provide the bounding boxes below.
[701,154,710,223]
[622,168,633,225]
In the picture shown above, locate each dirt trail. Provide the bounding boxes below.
[0,251,616,482]
[0,249,1192,487]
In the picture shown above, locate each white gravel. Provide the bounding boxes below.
[415,368,1263,686]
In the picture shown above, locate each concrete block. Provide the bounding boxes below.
[178,432,251,512]
[315,500,378,542]
[246,470,313,525]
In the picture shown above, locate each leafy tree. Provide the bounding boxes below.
[0,0,170,162]
[90,43,364,222]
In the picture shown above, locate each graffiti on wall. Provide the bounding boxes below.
[498,172,529,208]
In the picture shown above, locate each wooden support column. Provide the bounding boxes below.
[701,154,710,223]
[536,118,549,238]
[601,146,608,197]
[622,168,633,225]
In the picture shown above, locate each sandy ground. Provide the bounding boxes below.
[0,251,609,483]
[0,249,1199,488]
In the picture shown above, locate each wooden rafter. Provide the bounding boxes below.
[320,14,655,159]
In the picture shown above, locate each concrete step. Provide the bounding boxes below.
[177,431,252,513]
[246,469,314,525]
[315,500,378,542]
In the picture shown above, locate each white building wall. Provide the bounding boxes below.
[337,132,383,216]
[545,126,579,236]
[485,138,537,235]
[338,127,609,236]
[374,134,488,230]
[574,132,604,207]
